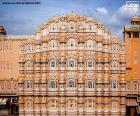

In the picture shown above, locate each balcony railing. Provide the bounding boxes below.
[125,25,140,31]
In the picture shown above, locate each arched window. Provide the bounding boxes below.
[111,81,118,89]
[69,22,75,32]
[86,39,93,49]
[60,22,66,30]
[112,44,118,52]
[36,45,41,52]
[50,24,57,32]
[68,58,76,67]
[27,44,34,53]
[111,61,118,68]
[111,101,118,110]
[27,81,30,88]
[50,40,57,49]
[26,80,32,89]
[67,99,76,110]
[87,60,93,67]
[68,79,75,88]
[49,99,58,108]
[87,80,93,88]
[49,80,57,88]
[68,38,76,48]
[25,98,33,110]
[50,60,56,67]
[26,61,33,67]
[86,99,93,108]
[42,42,47,51]
[25,100,33,109]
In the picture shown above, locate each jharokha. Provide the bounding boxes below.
[0,12,140,116]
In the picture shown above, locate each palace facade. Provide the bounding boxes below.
[18,12,126,116]
[0,12,139,116]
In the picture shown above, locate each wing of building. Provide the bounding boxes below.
[0,25,33,114]
[124,16,140,116]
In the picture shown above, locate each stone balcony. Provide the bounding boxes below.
[124,25,140,32]
[48,88,59,96]
[66,88,77,96]
[85,88,95,96]
[40,88,47,95]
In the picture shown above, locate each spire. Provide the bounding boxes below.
[68,11,77,16]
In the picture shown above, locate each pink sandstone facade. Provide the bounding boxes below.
[18,12,126,116]
[0,13,139,116]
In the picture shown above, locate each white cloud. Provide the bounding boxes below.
[110,5,139,25]
[118,5,139,17]
[95,5,139,38]
[96,7,108,15]
[109,5,139,38]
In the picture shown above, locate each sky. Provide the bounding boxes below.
[0,0,140,39]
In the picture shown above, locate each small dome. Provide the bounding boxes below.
[0,24,6,35]
[111,35,119,43]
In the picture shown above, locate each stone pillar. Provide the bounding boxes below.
[18,96,24,116]
[40,96,47,116]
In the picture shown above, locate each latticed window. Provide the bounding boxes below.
[68,38,76,48]
[27,81,30,88]
[69,23,75,31]
[111,81,118,89]
[70,42,74,47]
[111,101,118,109]
[27,61,33,67]
[7,83,11,89]
[1,84,4,90]
[68,99,76,109]
[87,60,93,67]
[27,44,34,53]
[68,59,76,67]
[42,42,47,51]
[114,61,118,67]
[50,99,57,108]
[50,40,57,49]
[35,83,39,88]
[42,83,46,88]
[87,80,93,88]
[87,99,92,107]
[36,45,41,52]
[50,60,56,67]
[26,81,32,88]
[49,80,57,88]
[68,79,75,88]
[112,44,118,52]
[86,39,93,49]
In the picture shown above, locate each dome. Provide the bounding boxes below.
[0,24,6,35]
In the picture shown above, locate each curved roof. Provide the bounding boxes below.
[35,12,110,34]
